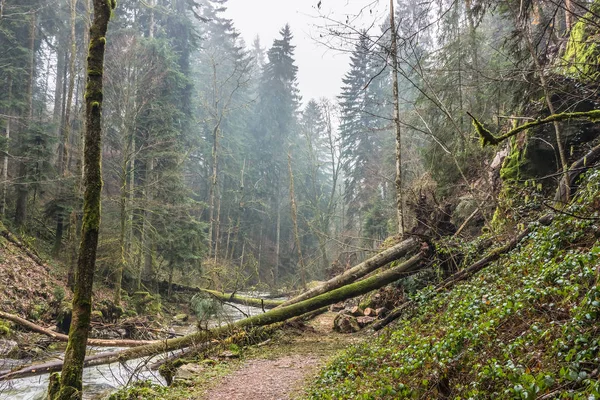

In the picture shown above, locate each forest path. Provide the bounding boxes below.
[203,312,361,400]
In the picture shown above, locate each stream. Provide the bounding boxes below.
[0,293,279,400]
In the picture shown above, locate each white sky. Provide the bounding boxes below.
[224,0,388,105]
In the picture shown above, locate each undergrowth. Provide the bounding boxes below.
[307,170,600,399]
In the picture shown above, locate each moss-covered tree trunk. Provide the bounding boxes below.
[278,237,420,308]
[49,0,114,398]
[199,288,284,309]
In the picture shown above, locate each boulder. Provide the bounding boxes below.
[173,363,205,382]
[333,314,361,333]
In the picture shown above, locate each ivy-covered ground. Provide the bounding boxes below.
[307,171,600,399]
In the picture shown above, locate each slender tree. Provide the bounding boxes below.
[49,0,115,397]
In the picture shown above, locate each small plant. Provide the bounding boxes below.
[190,293,222,322]
[52,285,65,305]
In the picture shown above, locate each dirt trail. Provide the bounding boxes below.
[204,312,360,400]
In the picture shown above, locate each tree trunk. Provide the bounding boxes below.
[208,123,219,259]
[53,0,78,257]
[167,261,174,299]
[114,157,128,304]
[50,0,114,397]
[1,75,11,217]
[555,142,600,204]
[288,151,306,289]
[214,190,222,261]
[524,23,569,199]
[274,199,281,286]
[15,11,36,228]
[199,288,284,309]
[389,0,405,236]
[142,158,154,282]
[279,237,419,308]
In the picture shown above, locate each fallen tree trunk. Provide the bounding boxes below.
[150,306,328,372]
[279,237,420,308]
[0,348,127,380]
[0,253,424,381]
[0,311,154,347]
[199,289,284,309]
[372,214,553,331]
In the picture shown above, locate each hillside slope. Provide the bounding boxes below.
[307,170,600,399]
[0,228,66,321]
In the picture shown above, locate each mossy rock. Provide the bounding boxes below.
[562,0,600,82]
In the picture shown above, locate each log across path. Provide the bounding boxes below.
[198,289,284,309]
[0,253,425,381]
[279,237,419,308]
[0,311,154,347]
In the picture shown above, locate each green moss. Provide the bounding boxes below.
[562,0,600,82]
[0,320,11,336]
[472,116,498,146]
[499,138,528,183]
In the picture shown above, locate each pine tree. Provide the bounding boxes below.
[338,34,389,232]
[252,24,301,285]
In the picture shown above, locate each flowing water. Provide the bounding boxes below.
[0,293,279,400]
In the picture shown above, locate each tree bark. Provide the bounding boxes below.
[50,0,114,397]
[389,0,405,236]
[279,237,419,308]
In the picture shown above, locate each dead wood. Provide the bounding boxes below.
[0,311,154,347]
[278,237,420,308]
[198,289,284,309]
